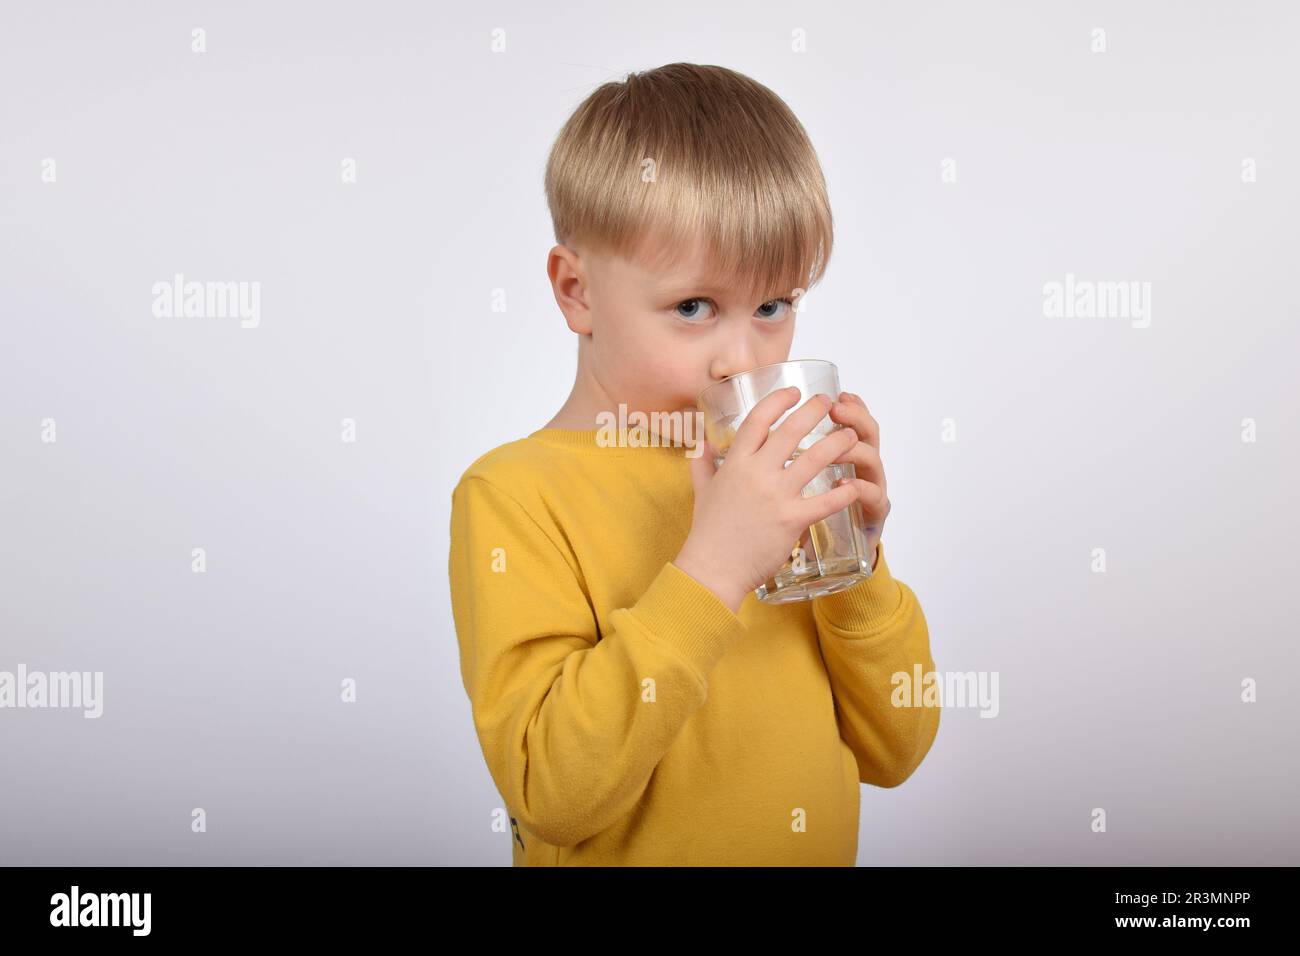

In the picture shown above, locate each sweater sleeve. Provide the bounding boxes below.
[448,475,748,847]
[810,540,941,788]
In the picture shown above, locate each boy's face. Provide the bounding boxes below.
[549,236,798,418]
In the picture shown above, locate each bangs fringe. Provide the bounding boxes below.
[545,63,833,303]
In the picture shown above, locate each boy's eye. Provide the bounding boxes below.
[755,297,794,321]
[673,298,715,322]
[754,297,790,323]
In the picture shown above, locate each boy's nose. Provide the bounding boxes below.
[709,349,758,383]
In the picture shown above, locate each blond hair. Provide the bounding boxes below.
[544,63,833,303]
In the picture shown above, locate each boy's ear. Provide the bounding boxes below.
[547,243,593,335]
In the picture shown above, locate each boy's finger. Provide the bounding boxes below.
[762,392,836,467]
[728,386,802,458]
[830,399,879,448]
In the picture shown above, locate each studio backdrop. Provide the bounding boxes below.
[2,0,1296,865]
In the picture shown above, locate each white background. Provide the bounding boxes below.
[2,0,1297,864]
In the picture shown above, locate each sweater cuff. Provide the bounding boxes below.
[811,539,905,635]
[627,561,748,676]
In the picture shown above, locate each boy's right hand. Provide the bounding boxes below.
[673,386,861,614]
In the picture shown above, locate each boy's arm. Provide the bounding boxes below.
[810,540,941,787]
[448,476,746,848]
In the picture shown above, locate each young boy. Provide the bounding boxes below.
[448,62,940,866]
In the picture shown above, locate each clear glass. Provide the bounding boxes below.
[696,359,874,604]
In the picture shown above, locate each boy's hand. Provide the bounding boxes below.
[673,387,862,614]
[826,391,890,570]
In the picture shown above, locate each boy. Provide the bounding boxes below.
[448,62,940,866]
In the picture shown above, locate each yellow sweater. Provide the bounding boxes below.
[447,425,941,866]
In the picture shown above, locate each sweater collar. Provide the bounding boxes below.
[528,426,699,456]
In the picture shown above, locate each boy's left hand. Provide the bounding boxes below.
[826,391,890,570]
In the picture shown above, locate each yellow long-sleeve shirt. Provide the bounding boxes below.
[447,425,940,865]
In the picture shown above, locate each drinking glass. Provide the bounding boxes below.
[696,359,874,604]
